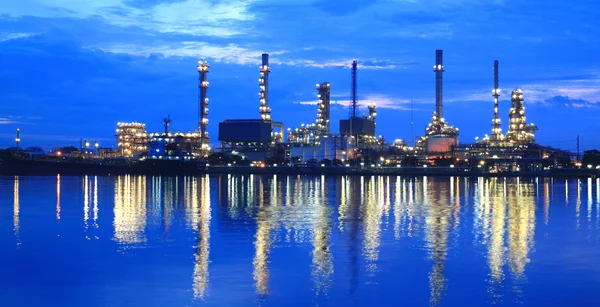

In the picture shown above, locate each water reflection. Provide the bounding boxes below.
[424,178,452,307]
[113,175,147,244]
[193,175,211,299]
[13,176,20,246]
[311,177,333,294]
[14,174,597,305]
[56,175,61,221]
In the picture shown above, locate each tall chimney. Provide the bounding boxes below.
[434,50,444,118]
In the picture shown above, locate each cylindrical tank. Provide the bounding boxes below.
[427,135,457,153]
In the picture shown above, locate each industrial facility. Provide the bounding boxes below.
[104,48,581,172]
[414,50,460,155]
[115,60,214,160]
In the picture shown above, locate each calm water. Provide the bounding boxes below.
[1,175,599,306]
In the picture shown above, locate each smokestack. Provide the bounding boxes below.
[434,50,444,118]
[259,53,271,121]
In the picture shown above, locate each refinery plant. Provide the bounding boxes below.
[94,49,574,171]
[4,49,582,176]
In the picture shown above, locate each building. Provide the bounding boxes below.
[116,122,149,157]
[290,134,356,163]
[148,132,202,160]
[288,82,332,145]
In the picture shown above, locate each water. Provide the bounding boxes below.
[1,175,599,306]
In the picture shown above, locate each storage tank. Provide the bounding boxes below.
[427,135,457,153]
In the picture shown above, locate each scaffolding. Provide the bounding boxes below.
[505,89,538,144]
[116,122,149,157]
[288,82,331,145]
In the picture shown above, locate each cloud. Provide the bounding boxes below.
[297,94,410,110]
[92,42,286,64]
[0,32,37,42]
[539,96,599,108]
[90,41,406,69]
[0,117,19,124]
[1,0,258,37]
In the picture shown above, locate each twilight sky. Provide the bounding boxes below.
[0,0,599,151]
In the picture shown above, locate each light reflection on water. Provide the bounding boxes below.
[3,175,600,306]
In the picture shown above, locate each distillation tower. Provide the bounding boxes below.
[259,54,271,122]
[288,82,331,145]
[504,89,538,144]
[488,60,504,144]
[198,60,210,155]
[415,50,459,154]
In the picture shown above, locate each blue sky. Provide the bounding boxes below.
[0,0,599,151]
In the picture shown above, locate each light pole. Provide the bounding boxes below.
[94,141,99,156]
[85,141,90,156]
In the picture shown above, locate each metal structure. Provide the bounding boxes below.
[116,122,149,157]
[489,60,504,144]
[338,60,380,147]
[366,104,376,125]
[317,82,331,134]
[15,128,20,150]
[434,50,444,118]
[416,50,459,154]
[198,60,210,155]
[288,82,331,145]
[350,59,358,118]
[505,89,537,144]
[259,53,271,122]
[163,114,171,134]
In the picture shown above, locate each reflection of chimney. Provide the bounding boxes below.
[434,50,444,118]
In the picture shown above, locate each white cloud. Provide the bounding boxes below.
[298,94,410,110]
[0,117,19,124]
[92,41,401,69]
[91,41,286,64]
[1,0,257,37]
[0,32,37,42]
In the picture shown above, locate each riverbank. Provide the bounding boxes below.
[1,150,596,178]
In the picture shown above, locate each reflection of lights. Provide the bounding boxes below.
[312,180,333,294]
[487,179,506,301]
[507,181,536,283]
[84,176,90,228]
[56,174,61,221]
[113,175,147,244]
[193,175,211,299]
[253,210,272,296]
[363,177,383,275]
[13,176,20,246]
[425,178,451,307]
[93,176,99,228]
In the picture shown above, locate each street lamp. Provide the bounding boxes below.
[94,141,99,156]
